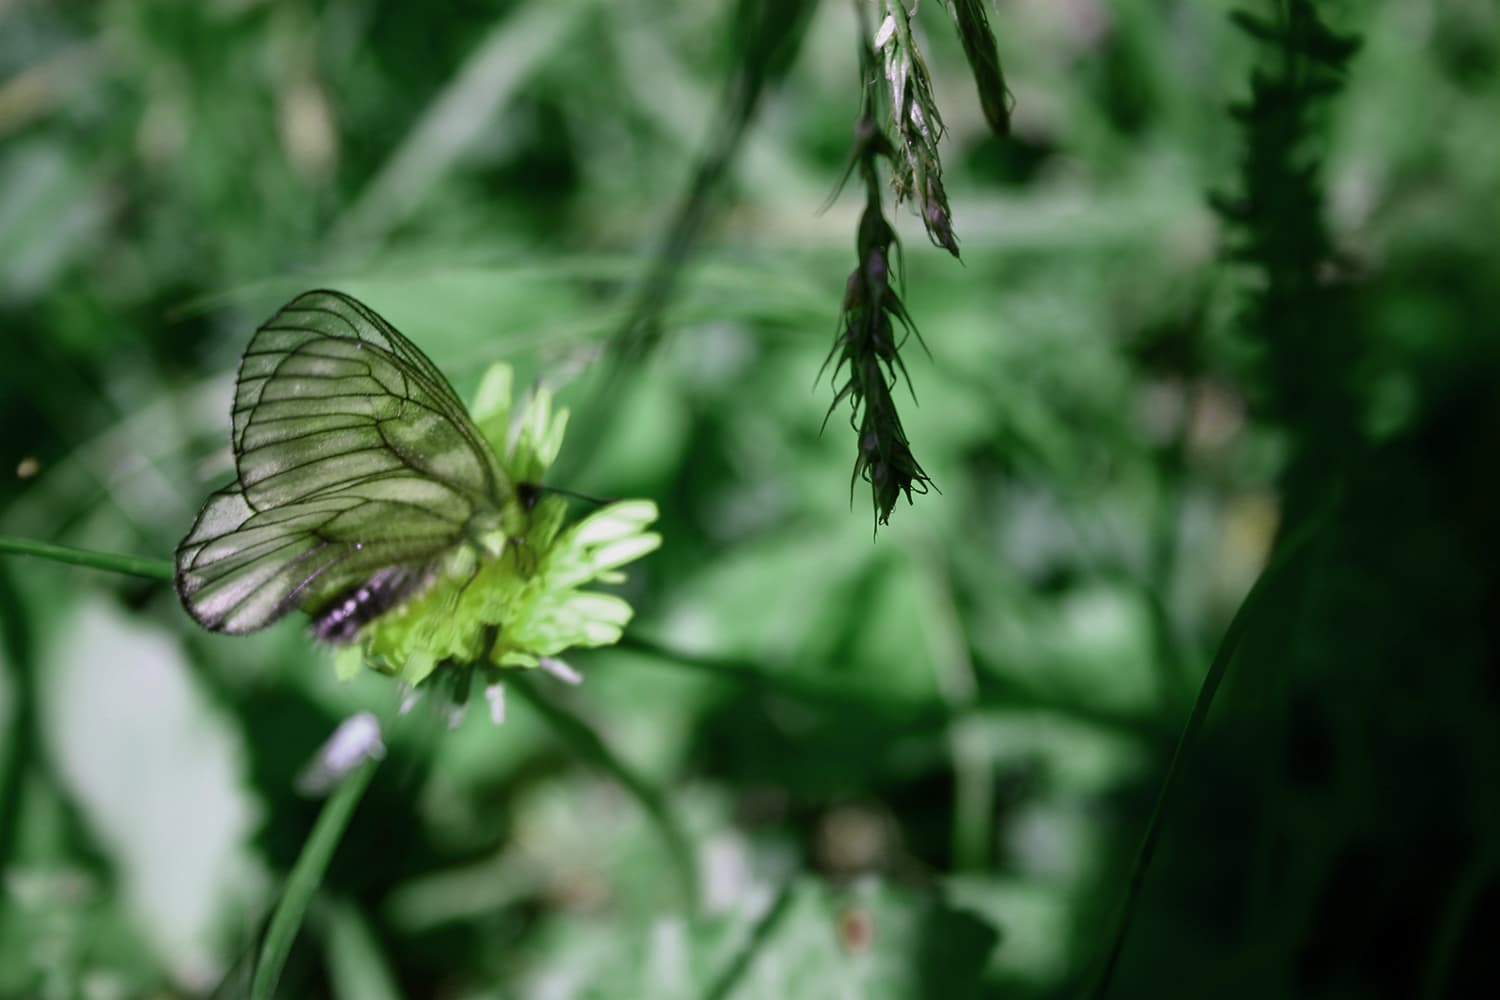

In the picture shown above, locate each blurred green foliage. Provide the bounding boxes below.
[2,0,1499,998]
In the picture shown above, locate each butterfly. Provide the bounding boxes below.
[175,289,530,643]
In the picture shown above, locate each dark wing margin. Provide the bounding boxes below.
[176,289,507,636]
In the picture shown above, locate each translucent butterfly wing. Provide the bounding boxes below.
[232,289,506,508]
[176,484,459,634]
[176,290,507,635]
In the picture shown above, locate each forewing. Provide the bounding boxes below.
[232,289,508,511]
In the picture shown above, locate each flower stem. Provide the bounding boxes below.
[252,756,380,1000]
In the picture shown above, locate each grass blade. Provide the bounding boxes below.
[1086,513,1327,997]
[252,757,380,1000]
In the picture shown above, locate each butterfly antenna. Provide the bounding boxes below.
[525,483,615,508]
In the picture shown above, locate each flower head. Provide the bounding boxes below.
[334,364,660,688]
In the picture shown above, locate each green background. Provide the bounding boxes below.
[2,1,1498,997]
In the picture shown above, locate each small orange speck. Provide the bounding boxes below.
[837,905,875,954]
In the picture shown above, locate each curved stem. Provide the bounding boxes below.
[252,757,380,1000]
[1086,515,1323,998]
[701,878,797,1000]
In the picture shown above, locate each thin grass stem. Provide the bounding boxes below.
[1086,512,1325,998]
[252,757,380,1000]
[0,536,173,583]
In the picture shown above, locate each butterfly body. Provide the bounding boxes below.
[176,290,527,640]
[309,564,434,643]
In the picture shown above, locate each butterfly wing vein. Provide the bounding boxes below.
[175,290,508,635]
